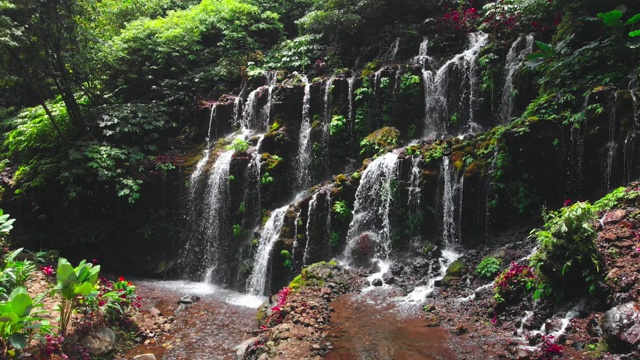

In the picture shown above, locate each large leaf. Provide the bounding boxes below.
[627,13,640,25]
[535,41,555,56]
[597,10,624,27]
[73,282,95,296]
[629,30,640,37]
[8,333,26,349]
[9,288,32,317]
[0,311,18,324]
[56,259,77,285]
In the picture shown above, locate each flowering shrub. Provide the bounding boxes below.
[480,0,556,34]
[264,287,291,327]
[493,261,535,302]
[81,276,141,323]
[540,334,563,359]
[440,7,480,32]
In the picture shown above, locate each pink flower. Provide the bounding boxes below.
[491,312,498,325]
[41,266,55,276]
[563,199,571,207]
[92,258,99,264]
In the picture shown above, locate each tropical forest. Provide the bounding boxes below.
[1,0,640,358]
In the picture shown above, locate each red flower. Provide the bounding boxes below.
[41,266,55,276]
[563,199,571,207]
[118,276,125,282]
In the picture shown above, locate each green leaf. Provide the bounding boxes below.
[56,261,77,285]
[9,288,32,317]
[9,333,26,349]
[629,30,640,37]
[626,13,640,25]
[597,10,624,27]
[73,282,95,296]
[535,41,555,56]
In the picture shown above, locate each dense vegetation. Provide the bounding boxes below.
[0,0,639,276]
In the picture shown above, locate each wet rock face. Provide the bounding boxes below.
[601,302,640,350]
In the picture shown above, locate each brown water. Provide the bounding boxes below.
[326,291,457,360]
[126,280,262,360]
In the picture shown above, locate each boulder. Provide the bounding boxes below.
[79,326,117,356]
[601,302,640,350]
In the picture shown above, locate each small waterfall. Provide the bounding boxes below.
[568,123,585,197]
[296,75,313,191]
[262,71,278,129]
[348,77,355,137]
[603,93,618,191]
[189,105,217,194]
[292,209,303,262]
[322,76,336,173]
[424,32,488,137]
[303,189,332,266]
[623,131,637,184]
[247,205,289,295]
[500,34,534,122]
[200,150,235,279]
[344,153,399,262]
[413,36,433,67]
[303,192,320,266]
[442,157,464,247]
[382,38,401,61]
[407,155,422,214]
[241,87,261,130]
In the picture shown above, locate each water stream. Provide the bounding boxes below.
[247,205,289,295]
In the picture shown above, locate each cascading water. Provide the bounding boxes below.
[442,156,464,247]
[382,38,400,62]
[500,34,534,122]
[423,32,488,137]
[348,77,355,137]
[247,205,289,295]
[344,152,399,263]
[296,75,313,191]
[603,93,618,191]
[303,192,320,266]
[199,150,235,280]
[262,71,278,130]
[322,76,335,174]
[407,155,422,214]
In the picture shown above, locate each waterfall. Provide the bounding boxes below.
[296,75,313,191]
[262,71,278,129]
[247,205,289,295]
[200,150,235,280]
[603,93,618,191]
[303,190,332,266]
[344,153,399,262]
[241,87,261,130]
[423,32,488,137]
[322,76,335,173]
[442,156,464,247]
[407,155,422,214]
[348,77,355,137]
[292,209,303,263]
[303,192,319,266]
[413,36,434,68]
[382,38,400,61]
[500,34,534,122]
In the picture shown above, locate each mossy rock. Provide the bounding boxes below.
[360,127,400,157]
[442,259,465,286]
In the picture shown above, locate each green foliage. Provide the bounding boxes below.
[53,258,100,335]
[359,127,399,157]
[593,186,640,211]
[0,209,15,237]
[398,73,421,98]
[261,172,274,185]
[332,200,352,222]
[529,202,600,298]
[80,276,141,322]
[422,142,446,163]
[233,224,243,237]
[264,34,321,70]
[280,250,292,269]
[0,287,45,351]
[227,138,249,153]
[329,115,347,136]
[0,249,35,302]
[475,257,501,278]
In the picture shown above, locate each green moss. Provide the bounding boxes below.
[359,127,399,157]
